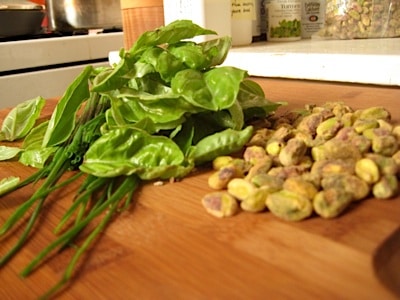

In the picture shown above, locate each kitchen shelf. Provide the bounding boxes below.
[223,37,400,86]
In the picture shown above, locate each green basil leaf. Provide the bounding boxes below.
[199,36,232,68]
[172,120,195,156]
[227,100,244,130]
[16,121,56,168]
[191,102,245,132]
[42,66,92,147]
[141,47,186,82]
[171,69,214,110]
[203,67,247,109]
[0,96,45,141]
[238,80,283,113]
[129,75,173,97]
[138,163,193,180]
[167,36,231,70]
[113,87,199,128]
[80,127,187,179]
[129,20,216,55]
[171,67,246,111]
[131,117,158,134]
[22,121,48,149]
[192,125,254,165]
[167,41,210,70]
[0,145,22,160]
[91,58,134,92]
[19,147,57,168]
[127,61,156,80]
[0,176,20,196]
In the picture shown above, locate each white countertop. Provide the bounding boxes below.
[223,38,400,86]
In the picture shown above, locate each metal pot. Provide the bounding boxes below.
[45,0,122,33]
[0,1,45,37]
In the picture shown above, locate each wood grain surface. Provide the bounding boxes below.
[0,78,400,300]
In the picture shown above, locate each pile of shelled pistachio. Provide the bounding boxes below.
[201,102,400,221]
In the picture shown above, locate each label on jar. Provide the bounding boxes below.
[301,0,326,38]
[266,0,302,41]
[232,0,257,20]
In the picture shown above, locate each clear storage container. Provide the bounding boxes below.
[231,0,255,45]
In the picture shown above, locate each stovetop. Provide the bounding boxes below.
[0,28,122,43]
[0,32,63,42]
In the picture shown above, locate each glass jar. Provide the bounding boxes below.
[266,0,302,41]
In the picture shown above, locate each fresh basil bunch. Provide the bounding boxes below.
[1,20,280,179]
[82,20,280,178]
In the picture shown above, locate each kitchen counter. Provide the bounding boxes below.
[223,38,400,86]
[0,78,400,299]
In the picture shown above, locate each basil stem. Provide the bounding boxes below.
[21,176,139,277]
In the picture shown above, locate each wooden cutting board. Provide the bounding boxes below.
[0,78,400,300]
